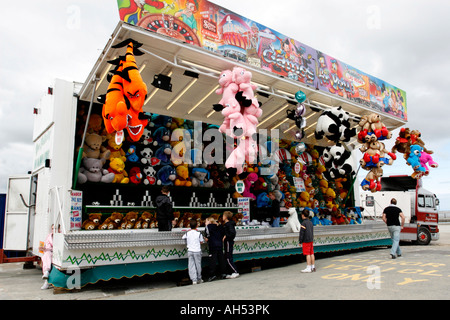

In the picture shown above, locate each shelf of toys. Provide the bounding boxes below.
[74,98,361,232]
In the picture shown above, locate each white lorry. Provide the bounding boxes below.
[360,175,440,245]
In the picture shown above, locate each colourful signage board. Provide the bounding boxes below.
[117,0,407,120]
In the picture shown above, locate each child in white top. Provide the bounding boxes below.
[182,219,205,284]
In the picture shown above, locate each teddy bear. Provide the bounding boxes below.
[360,167,383,192]
[192,213,203,227]
[410,130,433,154]
[175,164,192,187]
[232,213,244,226]
[82,213,103,230]
[142,165,157,185]
[359,140,382,169]
[156,165,176,185]
[106,134,127,162]
[99,212,123,230]
[79,133,111,160]
[178,212,193,228]
[391,127,411,155]
[378,141,397,166]
[78,157,115,184]
[108,157,129,183]
[191,168,214,188]
[172,212,181,228]
[368,113,390,140]
[119,211,139,229]
[134,211,153,229]
[299,191,310,207]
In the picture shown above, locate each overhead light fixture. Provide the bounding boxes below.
[206,109,216,118]
[166,78,198,110]
[271,118,290,130]
[139,62,147,73]
[152,73,173,92]
[257,103,289,128]
[188,84,219,114]
[277,89,295,97]
[252,81,270,90]
[145,71,173,105]
[179,59,220,75]
[95,63,114,91]
[311,100,333,108]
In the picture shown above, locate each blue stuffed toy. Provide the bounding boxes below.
[156,165,176,185]
[407,145,426,173]
[126,145,140,163]
[155,143,172,165]
[256,192,271,208]
[152,126,171,147]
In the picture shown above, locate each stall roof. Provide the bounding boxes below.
[79,21,407,147]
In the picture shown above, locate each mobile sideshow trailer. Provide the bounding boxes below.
[3,1,411,288]
[359,175,440,245]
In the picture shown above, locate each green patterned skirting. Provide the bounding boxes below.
[49,238,392,289]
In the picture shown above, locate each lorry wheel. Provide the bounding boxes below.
[416,227,431,245]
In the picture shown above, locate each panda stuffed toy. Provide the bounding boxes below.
[315,106,356,143]
[322,143,355,180]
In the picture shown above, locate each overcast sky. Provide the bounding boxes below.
[1,0,449,209]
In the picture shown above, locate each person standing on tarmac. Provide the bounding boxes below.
[382,198,405,259]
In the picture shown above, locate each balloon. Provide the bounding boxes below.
[295,142,306,155]
[295,91,306,103]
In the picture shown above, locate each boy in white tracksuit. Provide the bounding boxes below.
[182,219,205,284]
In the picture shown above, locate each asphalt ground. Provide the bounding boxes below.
[1,224,449,304]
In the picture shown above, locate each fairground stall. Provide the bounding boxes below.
[4,0,417,289]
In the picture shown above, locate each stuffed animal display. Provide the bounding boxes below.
[77,91,361,230]
[391,127,438,178]
[214,67,263,174]
[84,211,160,230]
[357,112,395,192]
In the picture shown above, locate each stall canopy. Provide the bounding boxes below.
[79,19,407,147]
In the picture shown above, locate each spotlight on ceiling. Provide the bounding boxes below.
[151,74,172,92]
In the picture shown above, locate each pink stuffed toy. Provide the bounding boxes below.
[419,152,438,175]
[225,136,258,174]
[233,67,258,107]
[242,172,258,200]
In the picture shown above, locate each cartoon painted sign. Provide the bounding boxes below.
[116,0,407,120]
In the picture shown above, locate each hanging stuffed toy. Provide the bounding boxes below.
[315,106,356,143]
[407,145,426,179]
[100,39,149,144]
[99,57,128,139]
[214,67,262,173]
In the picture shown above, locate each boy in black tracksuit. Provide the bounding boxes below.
[222,211,239,279]
[204,217,226,281]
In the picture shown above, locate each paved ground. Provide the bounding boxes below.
[1,224,449,302]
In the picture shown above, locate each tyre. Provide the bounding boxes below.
[416,227,431,245]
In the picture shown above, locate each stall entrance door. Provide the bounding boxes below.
[3,175,32,251]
